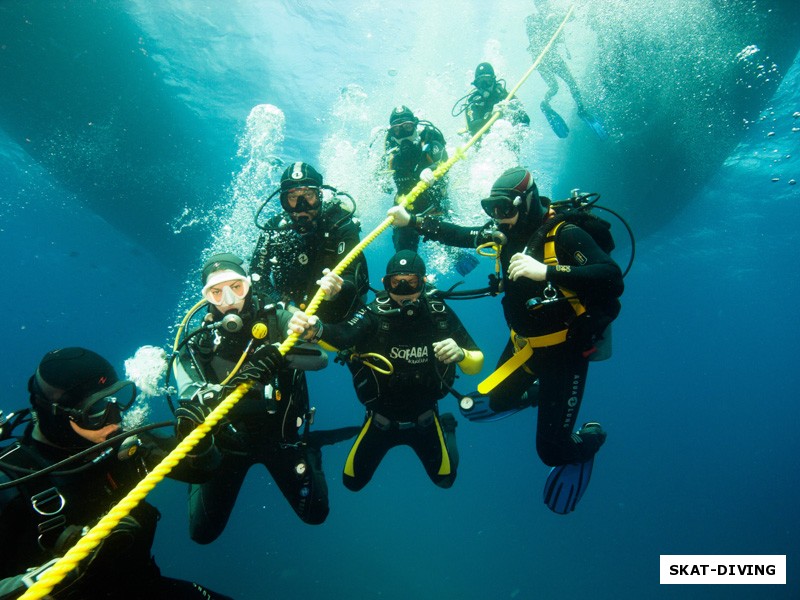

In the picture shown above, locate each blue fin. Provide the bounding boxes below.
[578,109,609,141]
[543,456,595,514]
[458,393,526,423]
[540,101,569,138]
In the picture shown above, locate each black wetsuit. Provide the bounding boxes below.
[385,125,449,252]
[0,427,232,599]
[414,214,623,466]
[465,83,530,136]
[320,291,479,491]
[249,203,369,323]
[173,299,330,544]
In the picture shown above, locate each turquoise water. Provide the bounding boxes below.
[1,2,799,598]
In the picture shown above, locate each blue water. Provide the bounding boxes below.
[1,2,799,598]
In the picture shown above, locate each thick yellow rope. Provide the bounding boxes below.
[454,4,575,158]
[20,382,252,599]
[403,5,576,211]
[21,8,575,597]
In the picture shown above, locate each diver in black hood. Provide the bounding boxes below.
[452,62,530,137]
[249,161,369,324]
[383,105,450,252]
[389,167,624,513]
[0,347,232,599]
[288,251,484,492]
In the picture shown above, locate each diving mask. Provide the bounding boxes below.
[474,75,495,91]
[384,274,423,296]
[30,376,136,430]
[481,196,519,220]
[389,120,419,144]
[390,121,417,138]
[203,276,250,306]
[281,186,321,214]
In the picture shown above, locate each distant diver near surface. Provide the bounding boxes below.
[451,62,530,137]
[526,0,607,140]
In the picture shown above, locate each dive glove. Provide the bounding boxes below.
[229,343,284,386]
[175,398,214,456]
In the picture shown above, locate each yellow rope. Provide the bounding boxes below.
[21,8,576,597]
[404,5,575,210]
[19,382,252,599]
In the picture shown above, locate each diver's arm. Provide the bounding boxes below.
[138,431,219,482]
[548,225,624,297]
[322,220,368,317]
[388,205,490,249]
[172,349,207,400]
[0,561,66,600]
[417,217,488,249]
[275,309,329,371]
[248,232,283,304]
[446,309,484,375]
[507,97,530,125]
[317,307,374,350]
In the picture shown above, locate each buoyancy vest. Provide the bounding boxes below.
[348,292,455,409]
[477,218,616,394]
[521,210,617,337]
[0,438,158,580]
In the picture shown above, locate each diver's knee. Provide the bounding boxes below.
[189,525,222,546]
[300,503,329,525]
[435,473,456,489]
[343,474,367,492]
[536,439,568,467]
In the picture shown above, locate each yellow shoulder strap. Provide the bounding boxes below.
[543,220,566,265]
[542,220,585,318]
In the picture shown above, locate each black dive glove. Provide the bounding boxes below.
[175,385,221,457]
[229,343,284,386]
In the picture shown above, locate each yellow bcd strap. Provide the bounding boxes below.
[544,221,586,318]
[477,329,568,395]
[478,219,597,395]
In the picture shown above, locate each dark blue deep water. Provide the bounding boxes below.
[1,2,799,599]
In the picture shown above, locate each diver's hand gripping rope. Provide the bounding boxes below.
[19,382,252,599]
[21,8,577,598]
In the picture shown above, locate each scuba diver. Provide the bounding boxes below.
[288,251,484,491]
[384,106,449,252]
[0,347,233,599]
[388,167,624,513]
[526,0,607,139]
[249,161,369,323]
[172,252,354,544]
[452,62,530,137]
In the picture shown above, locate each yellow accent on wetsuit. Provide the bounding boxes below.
[433,414,451,476]
[458,348,484,375]
[344,415,373,477]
